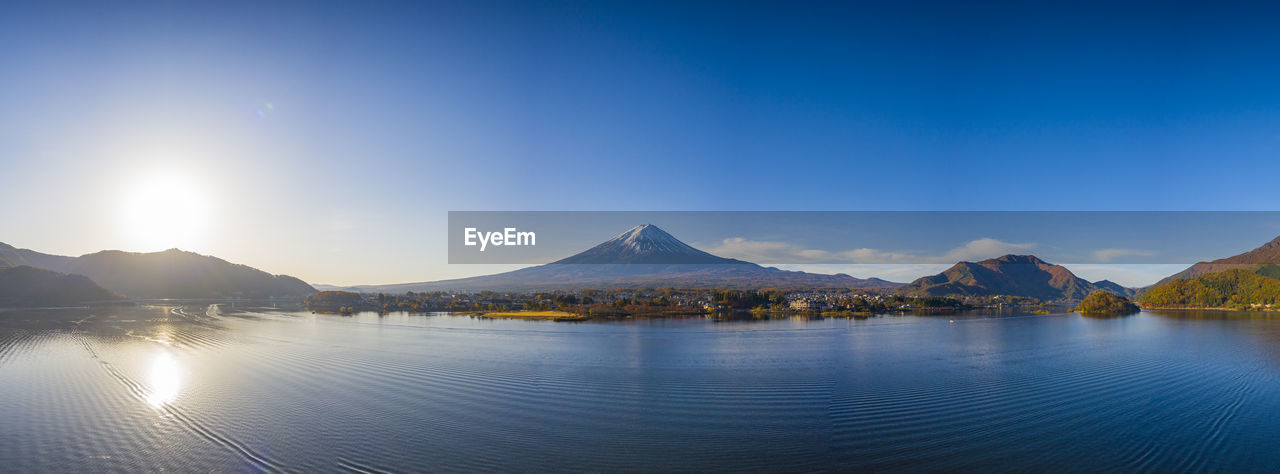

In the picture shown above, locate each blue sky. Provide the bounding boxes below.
[3,1,1280,285]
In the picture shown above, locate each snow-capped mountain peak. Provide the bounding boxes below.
[553,224,745,264]
[606,224,703,255]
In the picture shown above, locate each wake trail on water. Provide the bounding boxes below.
[72,334,286,473]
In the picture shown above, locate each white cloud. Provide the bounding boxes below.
[1089,248,1156,262]
[771,264,954,283]
[704,237,824,263]
[838,248,918,263]
[938,238,1035,263]
[703,237,1035,264]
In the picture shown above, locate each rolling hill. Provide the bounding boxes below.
[901,254,1131,300]
[1137,233,1280,309]
[0,265,121,307]
[0,242,316,299]
[1153,234,1280,286]
[1140,269,1280,309]
[335,224,903,292]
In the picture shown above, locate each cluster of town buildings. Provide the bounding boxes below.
[318,287,983,314]
[786,292,887,310]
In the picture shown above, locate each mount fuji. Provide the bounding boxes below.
[330,224,903,292]
[552,224,750,265]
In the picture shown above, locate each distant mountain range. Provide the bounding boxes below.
[901,254,1134,300]
[324,224,903,292]
[0,265,120,307]
[0,243,315,300]
[12,226,1280,305]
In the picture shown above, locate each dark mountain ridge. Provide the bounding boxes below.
[0,265,121,307]
[0,242,315,299]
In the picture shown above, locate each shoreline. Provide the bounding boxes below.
[473,310,589,321]
[1142,306,1280,313]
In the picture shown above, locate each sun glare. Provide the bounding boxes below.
[145,350,183,407]
[118,171,212,252]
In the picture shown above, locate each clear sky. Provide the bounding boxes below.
[3,1,1280,286]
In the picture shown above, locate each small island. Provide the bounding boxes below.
[1073,291,1141,316]
[304,290,369,314]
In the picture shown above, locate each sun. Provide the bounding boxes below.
[118,171,212,252]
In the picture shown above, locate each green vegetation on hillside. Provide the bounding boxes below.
[1073,291,1140,316]
[1139,269,1280,310]
[1256,264,1280,280]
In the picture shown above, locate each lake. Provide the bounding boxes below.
[4,305,1280,472]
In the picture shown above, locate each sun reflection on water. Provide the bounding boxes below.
[145,351,182,407]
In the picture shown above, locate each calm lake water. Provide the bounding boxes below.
[4,305,1280,472]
